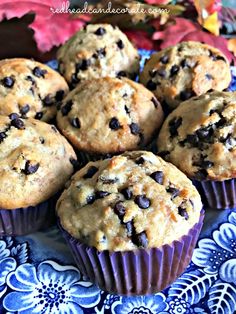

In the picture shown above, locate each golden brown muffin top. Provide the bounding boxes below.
[57,151,202,251]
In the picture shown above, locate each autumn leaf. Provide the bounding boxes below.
[0,0,89,52]
[153,17,234,63]
[228,38,236,57]
[125,30,155,50]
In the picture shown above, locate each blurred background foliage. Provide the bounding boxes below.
[0,0,235,62]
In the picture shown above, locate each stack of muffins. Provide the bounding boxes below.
[1,23,235,296]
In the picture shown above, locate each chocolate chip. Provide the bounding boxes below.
[160,55,169,64]
[109,117,121,130]
[69,157,79,171]
[197,126,213,140]
[170,65,180,76]
[55,90,65,101]
[70,117,81,128]
[215,117,227,128]
[87,195,96,204]
[11,118,25,130]
[114,201,126,220]
[194,169,208,180]
[134,195,150,209]
[61,100,73,116]
[35,112,43,120]
[124,105,130,114]
[186,134,199,146]
[43,95,54,107]
[32,67,47,78]
[20,104,30,115]
[180,59,189,68]
[70,74,80,87]
[51,125,58,133]
[150,171,164,184]
[39,137,45,144]
[132,231,148,248]
[0,132,7,143]
[116,39,124,49]
[180,90,194,101]
[125,221,134,237]
[2,76,15,88]
[209,51,225,62]
[24,161,39,175]
[156,69,166,77]
[76,59,91,71]
[121,188,133,200]
[9,113,19,121]
[169,117,182,137]
[94,27,106,36]
[95,48,106,58]
[83,166,98,179]
[135,157,145,165]
[166,187,180,198]
[25,75,35,85]
[96,191,110,199]
[149,69,157,77]
[151,97,159,108]
[117,71,127,77]
[205,74,213,80]
[146,80,157,91]
[178,207,189,220]
[130,123,140,135]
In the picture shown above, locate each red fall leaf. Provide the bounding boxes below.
[125,30,155,50]
[153,17,234,63]
[0,0,90,52]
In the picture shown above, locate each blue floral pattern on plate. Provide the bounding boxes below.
[0,50,236,314]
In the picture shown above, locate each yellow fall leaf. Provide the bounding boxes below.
[203,12,219,36]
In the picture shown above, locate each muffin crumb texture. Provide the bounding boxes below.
[0,58,68,121]
[57,77,164,154]
[140,41,231,109]
[57,151,202,251]
[0,115,76,209]
[57,24,140,87]
[157,91,236,181]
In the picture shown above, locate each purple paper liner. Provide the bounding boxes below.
[193,178,236,210]
[58,210,204,296]
[0,193,59,236]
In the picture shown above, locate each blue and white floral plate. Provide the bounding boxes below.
[0,50,236,314]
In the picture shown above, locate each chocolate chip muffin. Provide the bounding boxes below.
[57,151,203,294]
[0,114,76,235]
[157,91,236,209]
[57,24,140,88]
[56,77,164,157]
[57,151,202,251]
[140,41,231,110]
[0,58,68,121]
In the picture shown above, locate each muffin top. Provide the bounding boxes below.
[0,115,76,209]
[140,41,231,110]
[56,77,164,154]
[57,24,140,88]
[157,91,236,181]
[0,58,68,122]
[57,151,202,251]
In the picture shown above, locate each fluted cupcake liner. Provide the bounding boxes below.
[58,210,204,296]
[0,194,59,236]
[193,178,236,210]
